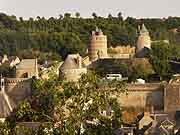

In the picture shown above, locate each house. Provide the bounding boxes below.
[16,59,39,78]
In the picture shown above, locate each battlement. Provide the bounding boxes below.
[5,78,32,84]
[127,83,163,91]
[92,27,104,36]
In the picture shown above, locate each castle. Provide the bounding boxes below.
[0,24,179,130]
[0,57,38,121]
[59,24,180,123]
[60,24,152,81]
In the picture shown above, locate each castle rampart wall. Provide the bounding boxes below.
[118,83,164,111]
[62,68,87,82]
[164,84,180,113]
[5,78,32,104]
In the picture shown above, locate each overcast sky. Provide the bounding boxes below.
[1,0,180,19]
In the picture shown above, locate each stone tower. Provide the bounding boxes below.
[88,27,107,61]
[60,54,87,82]
[136,24,151,55]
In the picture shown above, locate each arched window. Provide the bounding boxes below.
[21,72,28,78]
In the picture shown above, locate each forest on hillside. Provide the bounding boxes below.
[0,12,180,61]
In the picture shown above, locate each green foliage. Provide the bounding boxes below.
[129,64,149,81]
[0,62,15,77]
[32,78,62,119]
[0,13,180,61]
[12,72,126,134]
[129,60,154,81]
[172,45,180,59]
[15,100,41,122]
[94,60,129,77]
[0,122,11,135]
[150,42,173,79]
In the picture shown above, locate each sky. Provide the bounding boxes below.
[1,0,180,19]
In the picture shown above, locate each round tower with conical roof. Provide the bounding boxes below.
[136,24,151,54]
[88,27,107,61]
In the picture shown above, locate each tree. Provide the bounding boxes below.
[31,72,127,134]
[1,12,180,63]
[92,12,97,18]
[117,12,123,21]
[172,44,180,59]
[64,13,71,19]
[36,16,41,21]
[0,62,15,77]
[108,14,113,19]
[150,42,172,79]
[19,17,24,23]
[58,14,63,20]
[129,60,154,82]
[75,12,80,18]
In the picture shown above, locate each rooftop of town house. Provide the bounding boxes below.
[16,59,37,69]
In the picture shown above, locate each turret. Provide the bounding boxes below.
[136,24,151,57]
[88,27,107,61]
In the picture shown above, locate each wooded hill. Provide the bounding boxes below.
[0,12,180,61]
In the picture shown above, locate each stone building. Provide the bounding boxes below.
[88,27,108,61]
[16,59,39,78]
[60,54,87,82]
[119,83,164,112]
[87,25,151,64]
[0,77,32,121]
[108,46,135,59]
[136,24,151,57]
[0,57,39,121]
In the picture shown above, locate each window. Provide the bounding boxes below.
[21,73,28,78]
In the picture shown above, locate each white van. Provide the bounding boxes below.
[106,74,122,80]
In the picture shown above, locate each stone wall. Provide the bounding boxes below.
[61,68,87,82]
[118,83,164,111]
[5,78,32,104]
[164,84,180,113]
[108,46,135,54]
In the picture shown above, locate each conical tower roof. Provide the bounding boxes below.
[60,55,79,70]
[140,24,149,34]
